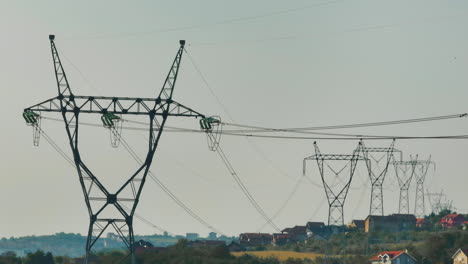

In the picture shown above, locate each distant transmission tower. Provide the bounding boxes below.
[426,189,445,215]
[413,157,435,218]
[23,35,213,264]
[303,141,366,227]
[358,140,398,216]
[393,159,417,214]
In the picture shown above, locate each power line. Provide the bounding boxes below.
[117,118,280,233]
[121,204,174,236]
[189,10,468,47]
[116,134,226,236]
[209,133,280,232]
[184,49,235,122]
[64,0,344,40]
[38,128,173,236]
[222,113,468,132]
[256,175,304,232]
[41,116,468,140]
[219,132,468,141]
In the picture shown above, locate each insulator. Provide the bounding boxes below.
[101,113,121,128]
[23,110,40,126]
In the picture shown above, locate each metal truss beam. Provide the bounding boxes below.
[24,36,205,264]
[25,95,203,118]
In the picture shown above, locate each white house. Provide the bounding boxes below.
[452,249,468,264]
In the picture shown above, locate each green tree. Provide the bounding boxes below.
[24,250,55,264]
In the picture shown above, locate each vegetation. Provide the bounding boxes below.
[0,229,467,264]
[0,211,467,263]
[231,250,322,261]
[0,232,235,258]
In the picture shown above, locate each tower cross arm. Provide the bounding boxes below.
[24,95,205,118]
[304,154,367,161]
[360,147,400,153]
[393,160,417,165]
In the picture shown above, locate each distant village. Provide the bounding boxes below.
[227,213,467,249]
[0,212,467,263]
[176,212,468,263]
[124,210,468,256]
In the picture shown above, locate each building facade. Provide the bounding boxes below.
[365,214,416,233]
[281,225,307,242]
[441,214,466,229]
[452,249,468,264]
[239,233,273,246]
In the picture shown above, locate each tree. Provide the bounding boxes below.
[24,250,55,264]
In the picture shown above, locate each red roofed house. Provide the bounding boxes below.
[441,214,465,229]
[416,218,429,228]
[452,248,468,264]
[370,250,417,264]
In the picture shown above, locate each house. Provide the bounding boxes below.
[306,222,328,240]
[239,233,273,246]
[208,232,218,240]
[187,240,225,247]
[416,218,429,228]
[365,214,416,233]
[281,225,307,242]
[441,214,466,229]
[452,248,468,264]
[370,250,417,264]
[348,219,365,230]
[186,233,199,241]
[272,233,292,245]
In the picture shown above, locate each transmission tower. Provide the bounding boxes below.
[303,141,366,227]
[413,157,435,218]
[426,189,445,215]
[393,159,417,214]
[23,35,213,264]
[429,189,455,213]
[358,140,399,216]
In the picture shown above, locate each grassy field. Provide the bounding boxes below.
[232,251,323,261]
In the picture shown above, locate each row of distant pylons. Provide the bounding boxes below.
[303,139,438,227]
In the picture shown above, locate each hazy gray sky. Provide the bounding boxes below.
[1,0,468,238]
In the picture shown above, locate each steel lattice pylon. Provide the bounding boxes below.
[426,189,444,215]
[303,142,366,227]
[358,140,399,216]
[426,189,454,214]
[393,158,418,214]
[413,157,435,218]
[23,35,207,264]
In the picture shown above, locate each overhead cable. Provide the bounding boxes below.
[222,113,468,132]
[117,134,226,236]
[38,128,173,236]
[208,133,280,232]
